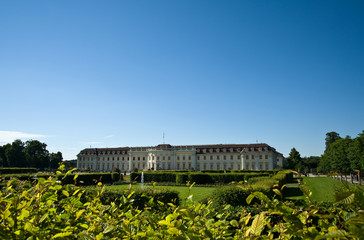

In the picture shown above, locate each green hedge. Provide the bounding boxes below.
[130,172,176,183]
[1,172,123,186]
[0,168,38,174]
[130,171,273,185]
[85,188,180,209]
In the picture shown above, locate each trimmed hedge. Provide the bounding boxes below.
[131,171,271,185]
[0,168,38,174]
[85,188,180,209]
[1,172,123,186]
[130,172,176,183]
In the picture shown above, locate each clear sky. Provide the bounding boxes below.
[1,1,363,160]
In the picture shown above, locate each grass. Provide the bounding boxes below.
[302,177,363,202]
[103,184,216,204]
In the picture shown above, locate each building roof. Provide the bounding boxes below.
[77,143,281,156]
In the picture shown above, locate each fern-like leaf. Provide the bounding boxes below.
[245,212,266,237]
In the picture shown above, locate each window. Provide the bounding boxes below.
[230,155,233,160]
[197,156,200,160]
[210,164,213,169]
[183,156,185,160]
[188,163,191,169]
[252,155,254,159]
[265,155,268,159]
[177,163,180,170]
[246,155,249,160]
[203,163,207,169]
[204,156,206,160]
[188,156,191,160]
[138,157,140,160]
[183,163,185,169]
[217,155,220,160]
[163,156,165,160]
[177,156,180,160]
[168,156,170,160]
[259,155,262,159]
[223,155,226,160]
[217,163,220,169]
[210,156,213,160]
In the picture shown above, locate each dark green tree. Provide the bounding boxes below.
[285,148,302,171]
[5,139,26,167]
[325,136,352,178]
[49,152,63,169]
[0,144,11,167]
[325,131,341,150]
[348,131,364,172]
[25,140,50,169]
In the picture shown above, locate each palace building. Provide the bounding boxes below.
[77,143,284,172]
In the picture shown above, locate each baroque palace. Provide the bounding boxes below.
[77,143,284,172]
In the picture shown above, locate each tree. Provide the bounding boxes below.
[325,131,341,150]
[285,148,302,171]
[0,144,11,167]
[325,136,352,178]
[49,152,63,169]
[348,131,364,172]
[25,140,50,169]
[5,139,26,167]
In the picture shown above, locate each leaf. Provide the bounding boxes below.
[52,232,73,239]
[246,212,266,237]
[335,192,355,205]
[62,190,69,197]
[76,209,85,221]
[230,219,239,227]
[103,225,115,234]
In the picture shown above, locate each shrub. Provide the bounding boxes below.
[188,173,214,184]
[0,167,38,174]
[176,173,189,184]
[211,185,253,207]
[85,188,180,209]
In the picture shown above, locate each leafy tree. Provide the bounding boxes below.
[325,131,341,150]
[325,136,352,177]
[285,148,302,171]
[0,144,11,167]
[49,151,63,169]
[25,140,50,169]
[5,139,26,167]
[348,131,364,173]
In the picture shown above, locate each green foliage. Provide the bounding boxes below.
[175,173,188,184]
[0,165,363,239]
[0,139,62,169]
[0,167,38,174]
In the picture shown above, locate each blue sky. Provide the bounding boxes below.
[1,1,363,160]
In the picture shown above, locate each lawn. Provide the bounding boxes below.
[302,177,364,202]
[103,184,217,204]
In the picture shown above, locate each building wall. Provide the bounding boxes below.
[77,144,284,172]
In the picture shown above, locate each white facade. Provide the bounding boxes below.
[77,143,283,172]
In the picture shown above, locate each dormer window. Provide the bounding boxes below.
[216,148,220,152]
[203,149,206,153]
[209,149,213,153]
[223,148,226,152]
[230,148,233,152]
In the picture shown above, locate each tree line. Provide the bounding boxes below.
[0,139,63,170]
[285,130,364,176]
